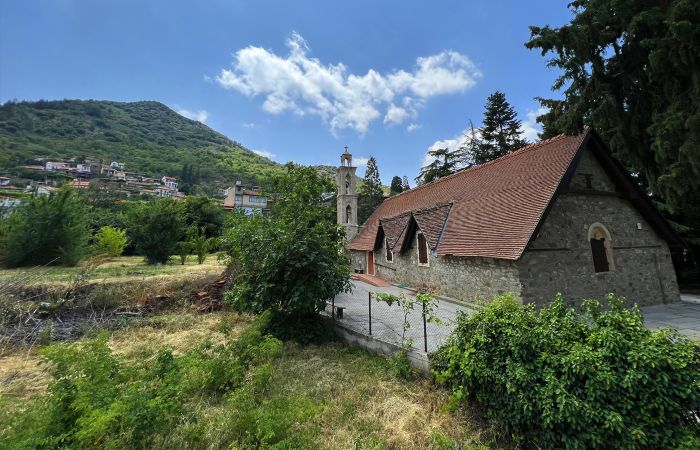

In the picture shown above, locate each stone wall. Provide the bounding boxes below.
[349,250,366,273]
[519,149,680,307]
[372,233,521,305]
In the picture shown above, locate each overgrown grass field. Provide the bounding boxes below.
[0,310,493,449]
[0,255,225,286]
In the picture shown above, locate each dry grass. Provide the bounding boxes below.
[0,310,251,402]
[269,343,492,449]
[0,255,225,287]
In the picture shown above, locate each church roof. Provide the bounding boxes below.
[350,130,588,260]
[350,129,685,259]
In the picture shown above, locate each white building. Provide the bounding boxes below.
[161,176,178,189]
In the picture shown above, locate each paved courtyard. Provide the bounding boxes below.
[331,281,700,354]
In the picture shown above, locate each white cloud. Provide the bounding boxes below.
[521,107,548,142]
[353,156,370,167]
[176,108,208,123]
[252,149,276,159]
[406,123,421,132]
[242,122,257,128]
[216,32,481,134]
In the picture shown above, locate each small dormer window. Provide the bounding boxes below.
[385,238,393,262]
[583,173,593,189]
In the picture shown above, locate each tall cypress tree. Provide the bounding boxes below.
[389,176,403,195]
[472,91,528,165]
[358,156,383,223]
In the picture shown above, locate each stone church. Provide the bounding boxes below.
[337,129,683,307]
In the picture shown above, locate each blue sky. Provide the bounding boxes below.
[0,0,573,183]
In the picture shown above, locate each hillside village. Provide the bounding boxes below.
[1,1,699,449]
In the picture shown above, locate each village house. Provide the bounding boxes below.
[45,161,70,171]
[340,130,683,307]
[154,185,177,197]
[161,176,178,189]
[71,179,90,189]
[0,177,10,186]
[223,181,268,215]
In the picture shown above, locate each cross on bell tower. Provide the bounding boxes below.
[337,146,358,240]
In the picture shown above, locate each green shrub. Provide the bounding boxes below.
[0,313,284,449]
[222,164,351,317]
[123,198,185,264]
[0,187,90,267]
[92,226,127,257]
[432,293,700,449]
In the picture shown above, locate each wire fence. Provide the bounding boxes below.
[327,285,461,353]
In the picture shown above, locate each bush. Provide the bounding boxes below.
[432,294,700,449]
[92,226,127,257]
[222,164,351,317]
[123,198,185,264]
[0,187,90,267]
[0,313,284,449]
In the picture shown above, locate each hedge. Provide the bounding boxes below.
[432,293,700,449]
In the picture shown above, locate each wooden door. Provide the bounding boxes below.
[367,251,374,275]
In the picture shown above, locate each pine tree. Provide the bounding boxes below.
[472,91,528,165]
[417,147,461,184]
[459,120,482,168]
[401,176,410,191]
[389,176,403,196]
[358,156,383,223]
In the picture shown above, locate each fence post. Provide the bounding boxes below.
[422,301,428,353]
[368,291,372,335]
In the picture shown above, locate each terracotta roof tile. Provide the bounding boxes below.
[349,131,588,260]
[412,203,452,250]
[380,212,411,248]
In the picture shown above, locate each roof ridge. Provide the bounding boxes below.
[389,133,574,201]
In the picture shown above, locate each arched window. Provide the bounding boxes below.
[345,205,352,224]
[344,173,351,194]
[588,223,614,272]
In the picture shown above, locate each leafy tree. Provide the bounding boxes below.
[417,147,461,184]
[174,240,191,265]
[183,196,225,238]
[358,156,383,223]
[92,226,127,258]
[123,198,185,264]
[222,163,351,319]
[401,176,410,191]
[0,188,90,267]
[188,227,211,264]
[389,176,403,196]
[525,0,700,249]
[472,91,528,165]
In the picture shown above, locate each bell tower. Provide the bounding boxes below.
[337,146,358,240]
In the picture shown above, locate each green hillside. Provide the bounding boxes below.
[0,99,282,188]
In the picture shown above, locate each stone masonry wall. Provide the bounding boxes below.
[519,149,680,307]
[372,234,521,305]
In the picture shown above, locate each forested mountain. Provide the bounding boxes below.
[0,99,281,187]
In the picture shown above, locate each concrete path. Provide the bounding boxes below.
[331,280,472,353]
[332,281,700,354]
[640,297,700,340]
